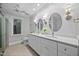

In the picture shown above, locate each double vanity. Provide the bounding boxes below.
[28,11,79,56]
[28,33,79,56]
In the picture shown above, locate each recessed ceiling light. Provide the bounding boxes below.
[37,3,40,6]
[43,14,48,18]
[33,8,36,11]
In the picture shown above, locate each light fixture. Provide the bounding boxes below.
[43,14,48,19]
[74,17,79,23]
[33,8,36,11]
[34,17,38,24]
[37,3,40,6]
[65,4,72,20]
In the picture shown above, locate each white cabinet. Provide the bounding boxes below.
[39,37,57,56]
[28,34,79,56]
[58,43,79,56]
[29,35,57,56]
[28,35,36,50]
[35,37,49,56]
[28,35,42,55]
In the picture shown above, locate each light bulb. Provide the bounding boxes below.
[37,3,40,6]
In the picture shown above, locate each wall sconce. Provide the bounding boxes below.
[42,14,48,19]
[65,4,72,20]
[74,17,79,23]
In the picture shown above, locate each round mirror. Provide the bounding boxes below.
[49,13,62,32]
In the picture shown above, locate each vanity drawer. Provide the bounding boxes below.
[58,43,78,56]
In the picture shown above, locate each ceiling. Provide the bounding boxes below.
[0,3,50,16]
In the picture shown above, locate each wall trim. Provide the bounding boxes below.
[9,40,23,46]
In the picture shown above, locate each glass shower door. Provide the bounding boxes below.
[0,18,2,49]
[0,17,8,51]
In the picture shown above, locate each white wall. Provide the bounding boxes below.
[31,3,79,38]
[4,13,30,45]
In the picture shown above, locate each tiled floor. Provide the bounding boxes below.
[4,44,36,56]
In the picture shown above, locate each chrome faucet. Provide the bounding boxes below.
[52,32,54,37]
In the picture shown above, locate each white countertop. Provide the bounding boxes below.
[29,33,79,47]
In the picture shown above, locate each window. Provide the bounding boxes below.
[13,19,21,34]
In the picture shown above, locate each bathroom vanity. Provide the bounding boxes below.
[28,33,79,56]
[28,9,79,56]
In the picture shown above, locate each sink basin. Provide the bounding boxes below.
[39,33,57,38]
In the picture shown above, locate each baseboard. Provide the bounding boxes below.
[9,40,23,46]
[27,45,39,56]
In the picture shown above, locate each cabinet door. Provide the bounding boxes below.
[36,37,48,56]
[38,37,57,56]
[28,35,36,49]
[34,36,41,54]
[42,38,57,56]
[47,46,57,56]
[28,35,33,46]
[58,43,78,56]
[29,35,41,54]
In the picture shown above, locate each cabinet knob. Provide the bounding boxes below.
[64,48,67,51]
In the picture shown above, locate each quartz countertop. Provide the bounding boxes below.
[29,33,79,47]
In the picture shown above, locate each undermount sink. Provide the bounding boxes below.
[39,33,57,38]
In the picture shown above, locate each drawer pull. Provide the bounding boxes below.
[64,48,67,51]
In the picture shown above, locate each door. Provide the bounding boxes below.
[0,18,2,49]
[0,17,8,50]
